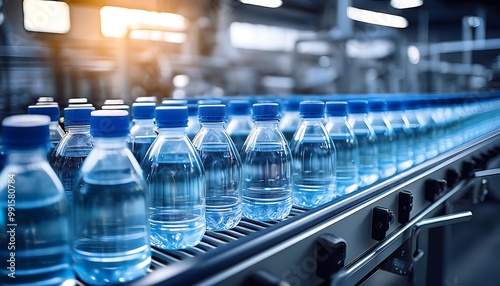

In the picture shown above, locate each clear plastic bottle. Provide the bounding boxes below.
[325,101,359,195]
[0,115,75,286]
[404,99,426,165]
[419,98,439,159]
[72,110,151,285]
[27,104,64,157]
[367,100,397,179]
[241,102,292,221]
[192,104,242,230]
[279,98,301,142]
[50,107,94,233]
[290,101,336,208]
[348,100,379,187]
[186,103,200,140]
[386,100,414,172]
[128,102,157,164]
[142,106,206,249]
[51,107,94,192]
[226,99,253,152]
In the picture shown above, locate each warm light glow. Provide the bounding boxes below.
[100,6,187,41]
[346,6,408,29]
[129,30,187,43]
[240,0,283,8]
[173,75,190,88]
[23,0,70,33]
[391,0,423,9]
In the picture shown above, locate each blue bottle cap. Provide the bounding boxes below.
[90,110,130,138]
[132,102,156,119]
[348,100,369,114]
[198,104,226,123]
[101,104,130,112]
[252,102,280,121]
[386,99,405,111]
[228,100,251,116]
[155,106,188,128]
[103,99,124,105]
[68,98,88,104]
[27,105,60,122]
[197,99,222,105]
[368,100,387,112]
[162,99,188,106]
[326,101,348,116]
[64,107,95,127]
[135,96,157,103]
[2,115,50,149]
[188,104,199,117]
[68,103,94,108]
[299,101,324,118]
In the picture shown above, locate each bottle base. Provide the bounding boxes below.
[292,186,336,209]
[242,197,292,221]
[72,252,150,285]
[150,218,206,250]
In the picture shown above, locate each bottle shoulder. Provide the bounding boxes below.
[54,133,94,156]
[0,161,64,199]
[130,125,157,137]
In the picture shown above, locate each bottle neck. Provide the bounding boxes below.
[157,127,186,138]
[327,115,348,122]
[93,137,129,149]
[6,146,47,164]
[349,113,368,120]
[133,118,155,126]
[301,117,323,123]
[254,120,279,127]
[200,122,225,129]
[66,125,91,134]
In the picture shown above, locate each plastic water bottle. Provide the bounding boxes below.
[27,104,64,157]
[386,100,414,172]
[72,110,151,285]
[404,99,426,164]
[325,101,359,195]
[50,107,94,231]
[241,102,292,221]
[419,98,439,159]
[348,100,379,186]
[0,115,75,286]
[290,101,336,208]
[367,100,397,179]
[186,103,200,140]
[226,99,253,152]
[192,104,242,230]
[142,106,206,249]
[279,98,301,142]
[128,102,157,164]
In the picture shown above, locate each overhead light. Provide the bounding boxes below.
[391,0,423,9]
[347,6,408,29]
[346,39,396,59]
[229,22,299,51]
[100,6,187,39]
[23,0,71,34]
[407,45,420,64]
[240,0,283,8]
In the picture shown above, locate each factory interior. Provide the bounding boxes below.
[1,0,500,285]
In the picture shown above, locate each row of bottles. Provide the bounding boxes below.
[2,92,500,285]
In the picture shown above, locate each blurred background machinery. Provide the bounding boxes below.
[1,0,500,112]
